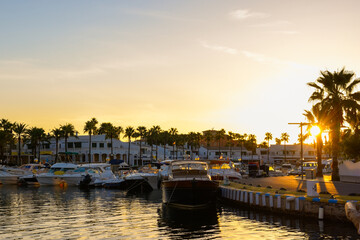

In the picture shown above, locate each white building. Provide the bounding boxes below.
[258,144,318,165]
[19,134,189,166]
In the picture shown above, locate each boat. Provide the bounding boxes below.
[103,165,159,192]
[18,164,48,185]
[208,162,242,182]
[162,161,219,209]
[0,164,46,185]
[36,163,80,186]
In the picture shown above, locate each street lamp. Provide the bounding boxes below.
[288,122,310,180]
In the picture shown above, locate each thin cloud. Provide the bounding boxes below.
[241,50,304,68]
[251,20,292,28]
[229,9,269,20]
[201,41,238,55]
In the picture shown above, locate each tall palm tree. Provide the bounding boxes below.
[84,118,98,163]
[13,123,27,165]
[308,68,360,180]
[226,132,235,160]
[149,125,161,161]
[60,123,76,162]
[281,132,290,163]
[237,133,247,161]
[98,123,123,160]
[25,127,46,162]
[215,129,225,159]
[246,134,257,160]
[51,127,63,163]
[136,126,147,165]
[264,132,273,164]
[124,126,136,165]
[304,103,330,177]
[0,119,14,164]
[202,131,213,159]
[169,128,178,160]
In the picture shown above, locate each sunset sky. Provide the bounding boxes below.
[1,0,360,143]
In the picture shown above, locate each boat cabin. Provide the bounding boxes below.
[169,161,209,179]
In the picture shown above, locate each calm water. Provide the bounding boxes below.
[0,186,358,240]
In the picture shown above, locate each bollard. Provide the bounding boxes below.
[244,191,248,203]
[275,194,281,208]
[256,193,260,205]
[240,190,244,202]
[269,195,274,208]
[295,197,300,211]
[318,206,324,220]
[262,194,266,206]
[249,192,253,204]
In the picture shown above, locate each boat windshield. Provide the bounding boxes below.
[172,163,208,171]
[48,167,76,173]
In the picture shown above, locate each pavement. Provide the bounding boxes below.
[239,174,360,196]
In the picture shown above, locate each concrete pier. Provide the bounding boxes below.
[220,186,357,221]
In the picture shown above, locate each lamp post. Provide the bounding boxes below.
[288,122,310,180]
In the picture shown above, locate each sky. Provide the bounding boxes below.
[1,0,360,143]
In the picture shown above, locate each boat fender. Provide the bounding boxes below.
[59,180,68,188]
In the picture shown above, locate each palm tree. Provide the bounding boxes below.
[25,127,46,162]
[202,131,213,159]
[51,127,63,163]
[308,68,360,180]
[226,132,235,160]
[237,133,247,161]
[136,126,147,165]
[264,132,273,164]
[281,132,290,163]
[169,128,178,160]
[215,129,225,159]
[149,125,161,161]
[84,118,98,163]
[13,123,27,165]
[98,123,123,160]
[0,119,14,164]
[124,126,136,165]
[60,123,76,162]
[246,134,257,160]
[304,103,330,177]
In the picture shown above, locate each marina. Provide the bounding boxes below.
[0,185,359,239]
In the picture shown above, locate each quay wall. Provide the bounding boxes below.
[219,186,357,222]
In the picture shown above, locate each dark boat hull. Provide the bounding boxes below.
[104,179,153,192]
[162,180,218,208]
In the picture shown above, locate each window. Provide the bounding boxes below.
[74,142,81,148]
[43,144,50,149]
[92,143,97,148]
[107,143,112,148]
[68,142,74,148]
[99,143,104,148]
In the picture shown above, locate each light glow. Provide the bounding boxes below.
[310,126,321,136]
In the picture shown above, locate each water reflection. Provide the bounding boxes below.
[158,204,220,239]
[221,206,359,239]
[0,186,358,239]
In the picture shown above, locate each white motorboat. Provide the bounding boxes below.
[36,163,80,186]
[208,162,242,182]
[0,164,46,185]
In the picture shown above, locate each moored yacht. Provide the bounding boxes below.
[162,161,218,209]
[0,164,46,185]
[36,163,80,186]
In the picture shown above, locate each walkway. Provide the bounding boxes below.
[239,174,360,196]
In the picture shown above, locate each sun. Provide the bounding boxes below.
[310,125,321,136]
